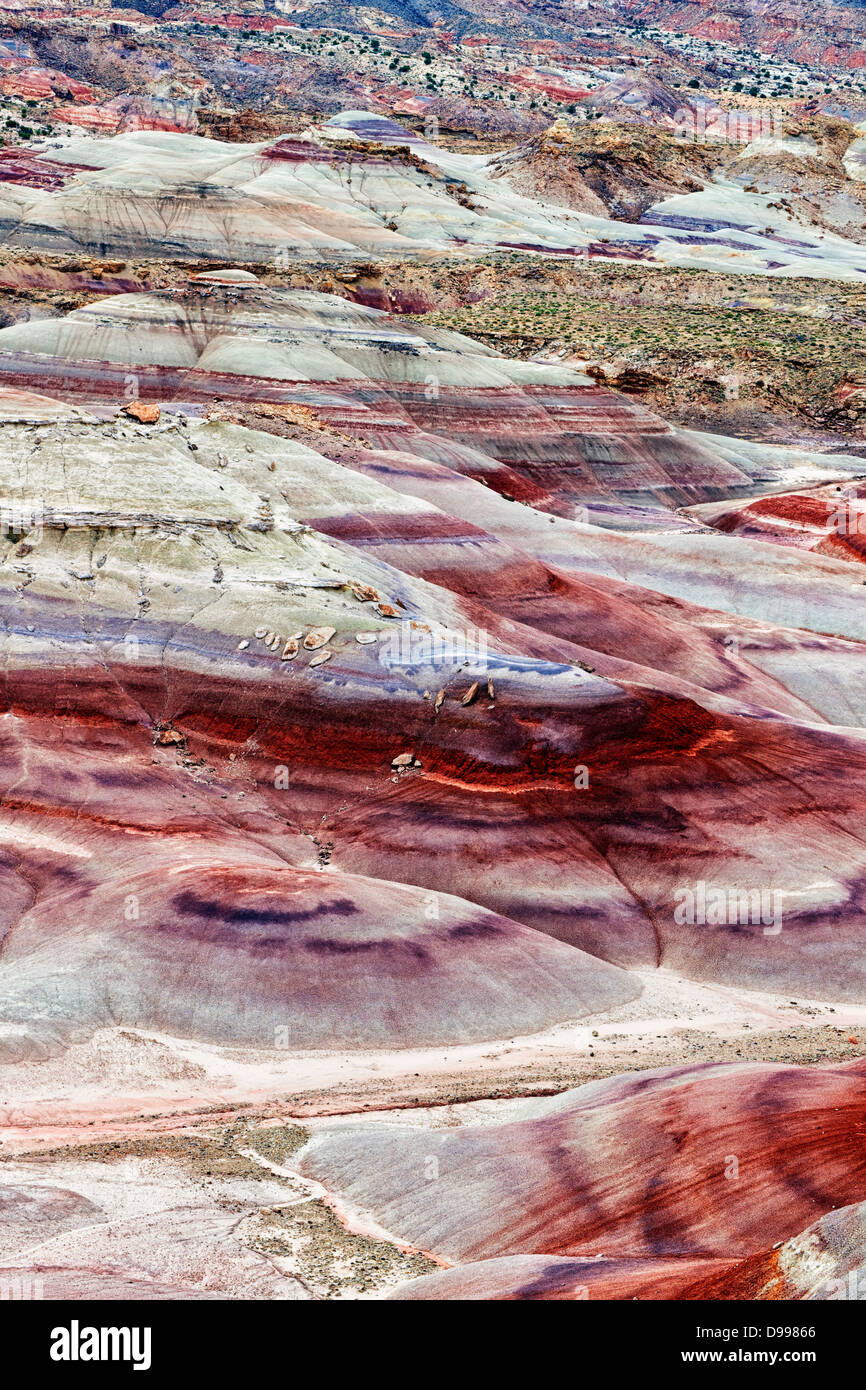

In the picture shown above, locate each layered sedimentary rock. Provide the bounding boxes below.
[391,1198,866,1300]
[299,1059,866,1264]
[611,0,866,72]
[0,283,865,1070]
[0,265,865,1300]
[682,1199,866,1300]
[0,281,856,521]
[2,858,634,1057]
[1,1,866,1304]
[4,282,866,695]
[0,112,865,278]
[489,119,717,222]
[692,481,866,564]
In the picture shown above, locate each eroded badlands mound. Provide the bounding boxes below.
[3,112,866,279]
[297,1058,866,1296]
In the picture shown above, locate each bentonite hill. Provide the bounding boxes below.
[0,2,865,1318]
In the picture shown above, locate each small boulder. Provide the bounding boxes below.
[122,400,160,424]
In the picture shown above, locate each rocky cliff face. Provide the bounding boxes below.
[490,119,717,221]
[612,0,866,68]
